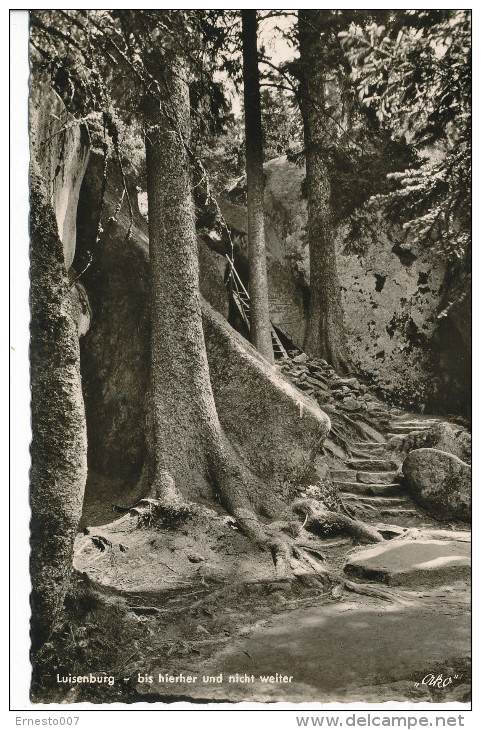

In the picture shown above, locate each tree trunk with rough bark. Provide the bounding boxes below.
[29,163,88,653]
[143,50,284,552]
[241,9,274,363]
[298,9,350,373]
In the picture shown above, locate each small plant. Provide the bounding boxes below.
[295,479,341,513]
[132,498,197,530]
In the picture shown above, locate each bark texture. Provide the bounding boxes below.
[241,9,274,363]
[144,52,281,536]
[298,10,350,372]
[29,163,88,652]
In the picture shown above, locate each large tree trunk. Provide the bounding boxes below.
[241,9,274,363]
[29,163,88,652]
[298,9,350,373]
[144,50,283,545]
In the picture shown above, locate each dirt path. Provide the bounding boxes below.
[73,357,471,706]
[135,585,470,703]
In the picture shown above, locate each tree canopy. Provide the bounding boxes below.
[340,10,471,263]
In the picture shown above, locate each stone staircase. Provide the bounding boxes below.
[276,354,471,593]
[276,353,450,528]
[386,417,440,440]
[331,415,443,526]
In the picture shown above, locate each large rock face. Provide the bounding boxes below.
[30,79,91,337]
[75,153,330,487]
[221,156,470,415]
[402,448,471,521]
[75,157,151,478]
[336,203,445,410]
[29,80,90,269]
[203,302,330,489]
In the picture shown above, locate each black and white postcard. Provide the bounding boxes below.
[10,5,474,723]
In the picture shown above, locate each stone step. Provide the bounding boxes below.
[357,471,399,485]
[350,450,388,461]
[331,469,356,480]
[333,481,405,497]
[347,458,396,472]
[351,442,386,459]
[387,428,429,439]
[379,508,420,517]
[390,417,439,425]
[344,539,471,586]
[351,441,387,450]
[331,470,399,485]
[346,502,378,513]
[341,494,410,507]
[388,425,431,434]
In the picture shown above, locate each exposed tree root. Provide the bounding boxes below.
[77,438,385,597]
[328,424,354,456]
[147,469,186,505]
[336,493,357,519]
[343,414,386,442]
[342,578,413,605]
[337,412,379,440]
[292,498,384,543]
[75,474,195,560]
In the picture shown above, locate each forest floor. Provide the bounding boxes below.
[35,555,470,705]
[33,356,471,706]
